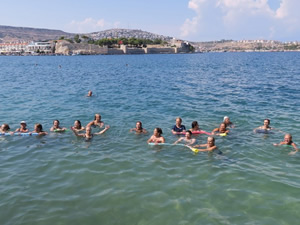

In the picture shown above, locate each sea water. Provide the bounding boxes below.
[0,53,299,225]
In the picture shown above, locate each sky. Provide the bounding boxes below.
[1,0,299,41]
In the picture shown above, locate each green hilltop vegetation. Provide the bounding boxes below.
[59,35,168,48]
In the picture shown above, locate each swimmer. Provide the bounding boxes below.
[15,121,29,133]
[147,128,165,144]
[171,117,186,134]
[191,136,219,153]
[86,114,104,128]
[223,116,235,128]
[273,133,298,155]
[87,90,93,97]
[30,123,48,136]
[189,121,211,135]
[72,120,85,132]
[50,120,67,132]
[212,123,229,135]
[71,125,110,141]
[253,118,284,133]
[0,123,14,135]
[173,130,196,146]
[129,121,147,134]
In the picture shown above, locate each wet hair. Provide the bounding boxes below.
[264,119,270,124]
[94,114,101,120]
[136,121,143,130]
[191,121,198,129]
[75,120,82,129]
[35,123,43,132]
[2,123,10,131]
[155,127,163,135]
[186,130,192,135]
[53,120,60,124]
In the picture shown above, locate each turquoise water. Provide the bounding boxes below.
[0,53,300,225]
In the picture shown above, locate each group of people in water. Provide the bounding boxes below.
[0,115,298,155]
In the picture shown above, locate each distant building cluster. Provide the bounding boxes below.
[89,29,173,41]
[0,41,53,54]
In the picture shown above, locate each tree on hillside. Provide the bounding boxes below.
[74,34,81,43]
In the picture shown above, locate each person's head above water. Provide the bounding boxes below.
[74,120,82,129]
[87,90,92,97]
[35,123,43,132]
[264,119,270,126]
[1,123,10,132]
[191,121,199,129]
[284,133,293,143]
[176,117,182,126]
[207,136,215,147]
[53,120,60,127]
[94,114,101,121]
[219,123,226,131]
[154,127,163,136]
[224,116,231,124]
[185,130,192,139]
[136,121,143,130]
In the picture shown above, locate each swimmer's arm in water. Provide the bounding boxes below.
[94,125,110,135]
[142,129,148,134]
[71,127,85,137]
[147,135,155,144]
[289,144,299,155]
[193,144,206,148]
[159,137,165,143]
[188,138,196,145]
[173,137,184,145]
[129,128,136,132]
[211,128,219,135]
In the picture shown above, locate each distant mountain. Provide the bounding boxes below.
[0,25,71,43]
[0,25,175,43]
[88,28,174,41]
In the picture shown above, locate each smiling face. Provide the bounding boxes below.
[219,123,226,132]
[207,137,215,147]
[74,120,80,128]
[136,122,142,130]
[95,114,101,122]
[263,119,270,128]
[53,120,59,127]
[284,134,292,143]
[86,127,92,136]
[185,132,191,139]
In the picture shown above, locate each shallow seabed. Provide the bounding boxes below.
[0,53,300,225]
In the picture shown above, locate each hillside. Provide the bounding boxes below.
[0,25,174,43]
[0,25,71,43]
[88,28,173,41]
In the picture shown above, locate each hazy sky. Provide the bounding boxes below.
[1,0,299,41]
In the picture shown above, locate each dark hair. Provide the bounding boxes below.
[191,121,198,129]
[75,120,82,129]
[186,130,192,135]
[136,121,143,130]
[35,123,43,132]
[2,123,10,131]
[53,120,60,124]
[155,127,163,135]
[264,119,270,124]
[94,114,101,120]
